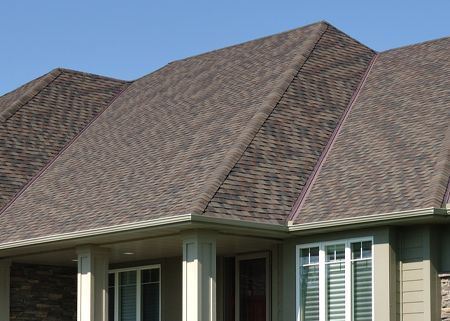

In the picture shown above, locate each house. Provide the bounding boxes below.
[0,20,449,321]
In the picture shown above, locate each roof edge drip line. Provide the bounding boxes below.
[0,81,131,218]
[0,207,447,251]
[194,22,329,215]
[0,69,62,122]
[288,207,447,232]
[287,53,379,223]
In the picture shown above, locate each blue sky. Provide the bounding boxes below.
[1,0,449,95]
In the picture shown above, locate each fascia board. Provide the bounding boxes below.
[0,207,448,252]
[287,207,448,234]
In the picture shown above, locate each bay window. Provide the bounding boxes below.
[296,238,373,321]
[109,265,161,321]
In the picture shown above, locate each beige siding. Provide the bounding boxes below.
[399,228,425,321]
[398,226,440,321]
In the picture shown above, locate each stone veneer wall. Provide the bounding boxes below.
[442,274,450,321]
[10,263,76,321]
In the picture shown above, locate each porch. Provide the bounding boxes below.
[0,227,282,321]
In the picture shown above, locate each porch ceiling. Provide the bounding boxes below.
[9,233,281,267]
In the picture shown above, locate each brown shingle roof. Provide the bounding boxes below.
[0,22,448,244]
[204,25,374,223]
[0,22,327,243]
[0,69,129,210]
[293,37,450,224]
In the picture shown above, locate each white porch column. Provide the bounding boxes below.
[182,232,216,321]
[0,259,11,321]
[76,246,109,321]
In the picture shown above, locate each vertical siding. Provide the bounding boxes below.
[399,229,425,321]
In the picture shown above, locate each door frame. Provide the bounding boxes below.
[235,252,271,321]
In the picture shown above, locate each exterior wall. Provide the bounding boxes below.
[281,227,396,321]
[398,228,426,321]
[10,263,77,321]
[10,257,182,321]
[397,225,441,321]
[110,256,182,321]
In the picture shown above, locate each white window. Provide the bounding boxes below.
[109,265,161,321]
[296,238,373,321]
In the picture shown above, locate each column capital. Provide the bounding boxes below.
[76,245,110,257]
[180,229,218,242]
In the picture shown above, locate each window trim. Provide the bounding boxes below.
[109,264,161,321]
[296,237,374,321]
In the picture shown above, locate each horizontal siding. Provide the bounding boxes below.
[400,229,425,321]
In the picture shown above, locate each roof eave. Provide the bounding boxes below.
[0,207,448,253]
[287,207,449,235]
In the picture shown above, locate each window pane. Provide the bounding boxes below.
[352,242,362,260]
[336,244,345,260]
[301,248,310,265]
[353,260,372,321]
[120,271,137,321]
[326,244,345,262]
[327,262,345,321]
[108,274,115,321]
[301,247,319,265]
[300,265,319,321]
[142,269,160,321]
[362,241,372,259]
[310,247,319,264]
[326,245,335,262]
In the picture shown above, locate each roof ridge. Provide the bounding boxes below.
[171,21,329,65]
[57,68,129,83]
[0,69,62,122]
[189,22,329,215]
[381,35,450,54]
[287,53,379,224]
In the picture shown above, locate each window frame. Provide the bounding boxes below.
[109,264,161,321]
[296,237,374,321]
